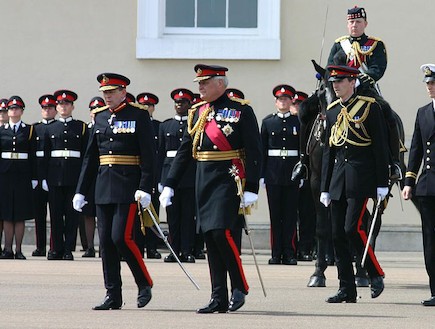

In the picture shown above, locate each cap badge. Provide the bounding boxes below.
[13,99,17,104]
[178,91,184,96]
[425,67,432,76]
[45,97,49,103]
[102,75,109,84]
[93,100,99,106]
[144,96,149,100]
[62,93,67,98]
[197,68,202,75]
[280,87,285,92]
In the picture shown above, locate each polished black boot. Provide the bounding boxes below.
[421,296,435,306]
[92,295,123,310]
[146,249,162,259]
[228,289,246,312]
[326,289,357,303]
[196,299,228,314]
[370,276,384,298]
[137,286,152,308]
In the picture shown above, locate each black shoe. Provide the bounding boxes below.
[137,286,152,308]
[82,248,96,258]
[228,289,246,312]
[92,295,123,310]
[355,276,370,287]
[370,276,384,298]
[194,250,206,260]
[14,251,26,260]
[282,257,297,265]
[32,248,46,257]
[268,256,281,265]
[326,289,357,303]
[196,299,228,314]
[307,274,326,287]
[47,250,63,260]
[298,251,313,262]
[180,254,195,263]
[291,161,308,181]
[164,253,177,263]
[421,296,435,306]
[62,251,74,261]
[146,249,162,259]
[0,250,14,259]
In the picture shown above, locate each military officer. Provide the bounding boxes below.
[320,65,389,303]
[31,94,57,257]
[44,90,88,261]
[0,99,8,251]
[136,92,161,259]
[160,64,262,313]
[158,88,196,263]
[260,84,300,265]
[402,64,435,307]
[73,73,156,310]
[0,96,36,260]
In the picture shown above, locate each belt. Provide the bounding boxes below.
[195,149,244,162]
[51,150,81,158]
[36,151,44,157]
[267,149,298,157]
[1,152,28,160]
[99,155,140,166]
[166,150,177,158]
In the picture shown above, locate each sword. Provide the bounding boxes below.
[234,176,267,297]
[136,200,201,290]
[361,198,382,268]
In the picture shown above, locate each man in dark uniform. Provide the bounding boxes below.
[402,64,435,307]
[31,94,57,257]
[73,73,156,310]
[136,92,161,259]
[44,90,88,261]
[261,84,300,265]
[320,65,389,303]
[160,64,262,313]
[159,88,197,263]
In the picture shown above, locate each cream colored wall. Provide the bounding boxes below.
[1,0,430,225]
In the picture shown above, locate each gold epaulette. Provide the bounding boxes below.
[335,35,349,43]
[230,97,250,105]
[91,105,109,115]
[356,95,376,103]
[191,100,207,109]
[129,102,148,111]
[327,99,340,110]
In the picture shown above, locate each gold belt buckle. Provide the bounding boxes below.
[11,152,19,159]
[62,150,69,157]
[280,150,287,157]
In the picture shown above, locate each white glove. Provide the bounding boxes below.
[158,183,163,193]
[241,191,258,208]
[32,180,38,189]
[159,186,174,208]
[299,179,304,188]
[320,192,331,207]
[376,187,389,201]
[134,190,151,208]
[259,178,265,189]
[72,193,88,212]
[42,179,49,192]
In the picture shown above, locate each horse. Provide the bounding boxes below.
[299,59,409,287]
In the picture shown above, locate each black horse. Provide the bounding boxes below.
[299,60,409,287]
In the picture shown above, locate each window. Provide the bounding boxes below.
[136,0,280,60]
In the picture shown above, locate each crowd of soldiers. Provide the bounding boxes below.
[0,5,434,312]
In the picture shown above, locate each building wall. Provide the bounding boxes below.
[0,0,430,226]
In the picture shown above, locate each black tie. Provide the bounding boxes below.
[13,125,16,134]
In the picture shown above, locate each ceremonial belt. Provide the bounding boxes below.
[36,151,44,157]
[195,149,244,162]
[166,150,177,158]
[99,155,140,166]
[51,150,81,158]
[1,152,28,160]
[268,149,298,157]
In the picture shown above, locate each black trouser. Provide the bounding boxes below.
[204,229,248,304]
[48,186,78,253]
[166,187,196,255]
[331,196,384,293]
[418,197,435,296]
[33,184,48,251]
[266,184,299,258]
[97,203,152,299]
[298,182,316,254]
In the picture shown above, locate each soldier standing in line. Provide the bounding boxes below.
[31,94,57,257]
[261,84,300,265]
[402,64,435,307]
[160,64,262,313]
[73,73,156,310]
[44,90,88,261]
[159,88,196,263]
[0,99,9,252]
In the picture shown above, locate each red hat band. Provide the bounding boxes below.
[8,99,24,108]
[41,98,56,107]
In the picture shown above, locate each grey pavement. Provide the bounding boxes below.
[0,246,433,329]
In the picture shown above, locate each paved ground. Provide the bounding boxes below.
[0,246,433,329]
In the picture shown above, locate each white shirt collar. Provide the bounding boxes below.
[42,118,56,124]
[432,99,435,109]
[8,120,23,129]
[58,116,73,123]
[276,111,291,118]
[174,115,188,121]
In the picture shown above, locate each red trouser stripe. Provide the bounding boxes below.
[357,199,384,277]
[125,203,153,287]
[225,229,249,293]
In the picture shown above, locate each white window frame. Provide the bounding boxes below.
[136,0,281,60]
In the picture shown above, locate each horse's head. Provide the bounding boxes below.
[311,60,334,112]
